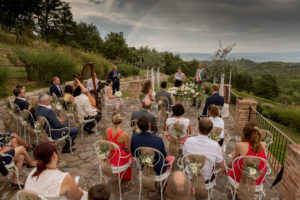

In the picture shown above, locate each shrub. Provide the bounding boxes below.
[117,63,140,77]
[167,75,175,84]
[0,68,8,97]
[14,48,76,86]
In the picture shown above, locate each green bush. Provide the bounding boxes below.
[0,68,8,97]
[117,63,140,77]
[167,75,175,84]
[15,48,76,86]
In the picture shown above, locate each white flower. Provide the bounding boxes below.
[249,168,257,175]
[191,89,195,94]
[184,92,187,95]
[99,153,107,160]
[145,157,152,164]
[181,88,184,91]
[56,105,62,110]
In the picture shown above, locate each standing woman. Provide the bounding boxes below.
[174,67,186,87]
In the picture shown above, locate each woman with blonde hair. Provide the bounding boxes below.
[141,80,154,101]
[227,122,267,185]
[105,113,132,180]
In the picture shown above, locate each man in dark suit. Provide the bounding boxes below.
[155,81,173,107]
[13,86,29,111]
[35,94,78,153]
[131,99,158,135]
[202,84,224,116]
[49,77,63,98]
[108,65,120,94]
[131,116,174,175]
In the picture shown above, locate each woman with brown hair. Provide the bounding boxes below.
[227,122,267,185]
[25,142,87,200]
[105,113,132,180]
[141,80,155,101]
[207,104,225,146]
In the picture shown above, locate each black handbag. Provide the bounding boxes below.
[0,156,9,176]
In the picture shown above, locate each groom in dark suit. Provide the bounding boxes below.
[13,86,29,111]
[202,84,224,116]
[35,94,78,153]
[49,77,63,98]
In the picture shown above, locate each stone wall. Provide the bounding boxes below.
[0,73,169,131]
[280,144,300,200]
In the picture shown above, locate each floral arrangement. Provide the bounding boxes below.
[210,132,220,142]
[98,145,110,160]
[139,153,155,167]
[66,104,75,113]
[115,91,122,98]
[175,82,203,100]
[138,93,146,103]
[172,122,185,139]
[189,162,202,176]
[55,99,64,111]
[19,113,27,126]
[242,163,263,180]
[34,121,41,130]
[6,102,19,115]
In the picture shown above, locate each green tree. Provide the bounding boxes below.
[254,73,280,100]
[232,71,254,92]
[103,32,128,61]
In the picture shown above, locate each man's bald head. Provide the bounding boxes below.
[142,99,151,110]
[167,171,192,200]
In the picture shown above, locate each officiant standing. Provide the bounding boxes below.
[174,66,186,87]
[193,63,207,107]
[108,65,120,94]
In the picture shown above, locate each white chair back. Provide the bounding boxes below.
[17,190,47,200]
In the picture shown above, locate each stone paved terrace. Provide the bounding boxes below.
[0,99,281,200]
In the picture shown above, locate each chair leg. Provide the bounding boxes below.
[118,172,122,200]
[138,172,142,200]
[81,124,84,140]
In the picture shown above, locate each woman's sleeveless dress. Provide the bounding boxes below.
[175,73,184,87]
[107,128,132,180]
[104,86,123,110]
[228,143,267,185]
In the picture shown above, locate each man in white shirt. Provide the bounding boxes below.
[183,118,224,183]
[74,89,101,134]
[87,72,99,92]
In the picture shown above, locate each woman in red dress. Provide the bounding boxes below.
[105,113,132,180]
[227,122,267,185]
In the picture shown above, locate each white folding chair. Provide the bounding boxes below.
[17,190,47,200]
[8,100,21,136]
[225,155,271,200]
[2,154,21,189]
[177,153,220,200]
[134,146,174,200]
[94,140,132,200]
[22,109,42,145]
[38,116,73,154]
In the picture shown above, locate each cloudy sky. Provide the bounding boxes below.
[65,0,300,53]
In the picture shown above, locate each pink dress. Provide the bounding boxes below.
[107,128,132,180]
[228,142,267,185]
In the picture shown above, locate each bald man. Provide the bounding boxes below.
[130,99,158,135]
[166,171,193,200]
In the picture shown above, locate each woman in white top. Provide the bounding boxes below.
[163,104,191,144]
[104,79,124,113]
[25,142,87,200]
[207,104,225,146]
[141,80,155,101]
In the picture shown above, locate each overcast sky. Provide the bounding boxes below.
[65,0,300,53]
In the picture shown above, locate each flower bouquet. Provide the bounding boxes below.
[115,91,122,98]
[172,122,185,139]
[139,153,155,167]
[189,162,202,176]
[34,121,41,130]
[19,113,27,126]
[98,145,110,160]
[243,163,263,180]
[66,104,75,113]
[55,99,64,111]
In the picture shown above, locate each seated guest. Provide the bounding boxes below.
[13,86,29,111]
[25,142,86,200]
[0,131,34,150]
[155,81,173,107]
[50,76,63,98]
[183,118,224,183]
[74,89,101,134]
[88,184,110,200]
[1,145,37,188]
[87,72,99,92]
[29,96,39,122]
[131,116,174,175]
[105,113,132,180]
[104,79,124,113]
[141,80,155,101]
[35,94,78,153]
[202,84,224,116]
[64,85,75,103]
[131,99,158,135]
[72,74,82,97]
[226,122,267,185]
[166,171,193,200]
[208,104,225,146]
[163,104,191,144]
